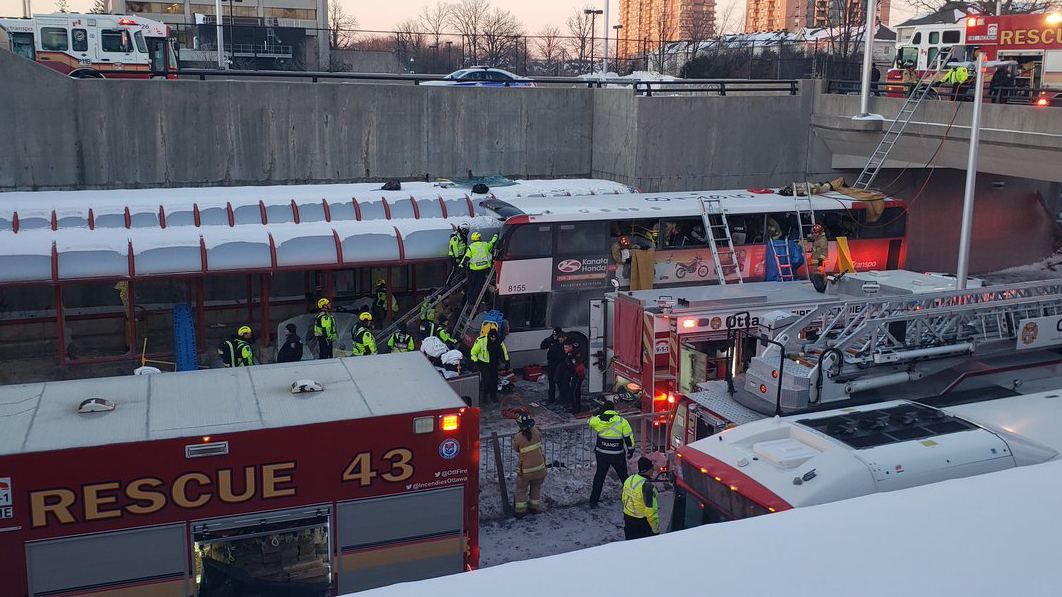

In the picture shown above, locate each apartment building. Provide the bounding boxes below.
[618,0,717,59]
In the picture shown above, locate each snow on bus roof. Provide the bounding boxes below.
[494,189,899,222]
[361,460,1062,597]
[0,353,464,457]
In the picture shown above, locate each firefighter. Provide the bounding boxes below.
[588,399,634,508]
[622,457,659,540]
[558,340,585,414]
[276,323,304,363]
[352,312,378,356]
[313,298,338,359]
[512,413,547,517]
[422,313,457,347]
[540,328,567,403]
[471,328,508,404]
[218,325,254,368]
[372,280,398,328]
[388,327,416,353]
[447,223,469,280]
[809,224,828,274]
[461,231,497,302]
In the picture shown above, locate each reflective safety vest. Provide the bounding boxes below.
[425,321,456,345]
[388,331,415,352]
[588,411,634,455]
[352,325,378,356]
[448,233,467,261]
[313,311,337,341]
[463,236,496,271]
[419,301,436,323]
[219,337,253,367]
[470,335,508,364]
[622,474,659,533]
[943,66,969,85]
[375,289,398,313]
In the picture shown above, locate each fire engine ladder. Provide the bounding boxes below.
[374,273,467,342]
[852,48,954,191]
[699,198,743,285]
[777,279,1062,368]
[454,265,497,340]
[792,184,817,281]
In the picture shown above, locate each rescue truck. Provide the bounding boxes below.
[0,12,178,78]
[0,352,480,596]
[672,388,1062,528]
[888,12,1062,104]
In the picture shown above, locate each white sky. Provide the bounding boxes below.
[2,0,918,35]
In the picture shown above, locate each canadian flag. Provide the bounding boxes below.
[0,478,11,507]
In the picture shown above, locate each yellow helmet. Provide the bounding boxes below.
[376,279,386,286]
[237,325,252,338]
[470,232,482,241]
[317,298,331,309]
[359,312,373,322]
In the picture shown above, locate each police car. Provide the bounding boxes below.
[422,66,535,87]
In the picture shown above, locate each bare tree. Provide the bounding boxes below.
[904,0,1057,16]
[89,0,107,14]
[535,24,564,75]
[54,0,70,12]
[566,8,594,73]
[481,7,522,67]
[418,1,451,71]
[329,2,358,50]
[653,0,678,74]
[822,0,869,79]
[394,18,426,71]
[449,0,491,64]
[716,1,740,34]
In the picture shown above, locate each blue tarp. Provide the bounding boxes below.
[764,240,806,282]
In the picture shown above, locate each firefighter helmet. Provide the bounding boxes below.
[517,413,535,429]
[812,224,824,234]
[459,223,469,232]
[317,298,331,309]
[237,325,252,338]
[470,232,482,241]
[359,312,373,322]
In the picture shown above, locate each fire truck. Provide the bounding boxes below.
[0,352,479,596]
[888,12,1062,104]
[0,13,178,78]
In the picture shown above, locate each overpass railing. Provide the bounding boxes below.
[179,68,801,96]
[826,79,1061,107]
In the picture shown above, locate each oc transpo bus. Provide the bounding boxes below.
[478,188,908,366]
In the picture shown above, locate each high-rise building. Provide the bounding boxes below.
[107,0,330,69]
[618,0,717,59]
[744,0,889,33]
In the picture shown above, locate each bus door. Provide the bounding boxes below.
[588,298,607,393]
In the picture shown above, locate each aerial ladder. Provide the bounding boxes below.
[735,279,1062,413]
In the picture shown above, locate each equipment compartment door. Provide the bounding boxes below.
[27,524,188,596]
[336,486,464,593]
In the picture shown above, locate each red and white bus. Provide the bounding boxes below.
[0,13,178,78]
[480,188,908,366]
[0,352,479,596]
[672,388,1062,529]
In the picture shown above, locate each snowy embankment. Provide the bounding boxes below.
[366,460,1062,597]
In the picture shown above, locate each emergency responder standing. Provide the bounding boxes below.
[276,323,304,363]
[422,313,457,347]
[809,224,828,274]
[558,340,585,414]
[352,312,378,356]
[471,328,508,404]
[218,325,255,367]
[622,457,659,540]
[313,298,338,359]
[461,232,497,302]
[388,326,416,353]
[512,414,547,517]
[372,280,398,328]
[540,328,567,403]
[447,223,469,282]
[588,400,634,508]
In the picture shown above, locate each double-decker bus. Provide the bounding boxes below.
[0,13,178,78]
[480,188,908,366]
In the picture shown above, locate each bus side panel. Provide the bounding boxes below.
[612,295,644,376]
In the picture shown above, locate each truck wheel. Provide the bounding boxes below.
[70,69,104,79]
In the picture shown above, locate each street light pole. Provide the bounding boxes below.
[584,8,603,74]
[956,52,985,290]
[602,0,610,73]
[857,0,879,116]
[612,24,623,73]
[214,0,225,68]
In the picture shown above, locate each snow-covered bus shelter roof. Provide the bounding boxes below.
[360,459,1062,597]
[0,179,634,284]
[0,353,464,457]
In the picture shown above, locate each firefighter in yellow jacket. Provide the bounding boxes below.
[512,414,547,516]
[622,457,659,540]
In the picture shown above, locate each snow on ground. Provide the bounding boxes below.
[366,460,1062,597]
[478,503,625,568]
[982,252,1062,284]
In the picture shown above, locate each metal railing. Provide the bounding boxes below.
[179,68,801,97]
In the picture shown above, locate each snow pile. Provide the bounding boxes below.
[983,252,1062,284]
[364,460,1062,597]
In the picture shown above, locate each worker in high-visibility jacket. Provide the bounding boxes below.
[447,223,469,282]
[387,329,416,353]
[218,325,254,367]
[588,399,634,508]
[313,298,338,359]
[352,312,378,356]
[461,231,497,302]
[622,457,659,540]
[372,279,398,328]
[471,328,508,404]
[512,414,547,516]
[421,314,457,347]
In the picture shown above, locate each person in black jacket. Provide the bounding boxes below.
[276,323,304,363]
[540,328,567,402]
[558,340,585,414]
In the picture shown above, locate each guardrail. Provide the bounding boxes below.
[179,68,801,96]
[826,79,1061,107]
